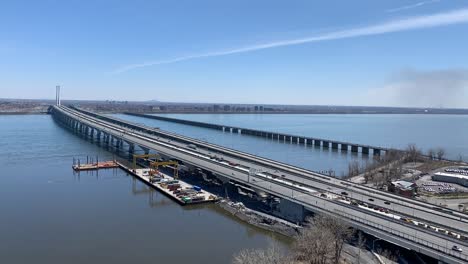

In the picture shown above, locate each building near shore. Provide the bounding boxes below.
[432,172,468,187]
[388,180,417,197]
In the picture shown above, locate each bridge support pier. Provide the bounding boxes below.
[341,144,348,152]
[362,147,369,155]
[322,141,329,148]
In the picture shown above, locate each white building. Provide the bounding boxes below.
[432,172,468,187]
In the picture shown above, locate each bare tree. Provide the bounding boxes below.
[427,149,435,160]
[232,244,286,264]
[348,160,361,177]
[458,154,465,163]
[293,215,352,264]
[356,231,367,264]
[293,217,334,264]
[406,144,422,163]
[436,148,446,160]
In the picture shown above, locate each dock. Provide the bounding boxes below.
[72,160,119,171]
[117,162,218,205]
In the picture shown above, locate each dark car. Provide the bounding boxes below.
[384,201,391,205]
[341,192,348,196]
[368,198,374,202]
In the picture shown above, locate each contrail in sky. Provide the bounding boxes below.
[113,8,468,74]
[386,0,440,13]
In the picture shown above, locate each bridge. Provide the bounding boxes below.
[124,112,388,155]
[51,105,468,264]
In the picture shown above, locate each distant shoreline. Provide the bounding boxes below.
[2,110,468,116]
[0,112,48,115]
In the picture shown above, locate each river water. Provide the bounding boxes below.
[113,113,468,176]
[2,113,466,263]
[0,115,287,264]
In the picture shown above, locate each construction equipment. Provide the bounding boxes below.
[150,161,179,179]
[132,153,160,170]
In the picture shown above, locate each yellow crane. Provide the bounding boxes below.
[132,153,160,170]
[150,161,179,179]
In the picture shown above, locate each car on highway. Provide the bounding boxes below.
[368,198,374,202]
[341,192,348,196]
[452,245,463,252]
[384,201,391,205]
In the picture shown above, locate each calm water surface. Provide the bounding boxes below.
[0,115,288,264]
[157,113,468,161]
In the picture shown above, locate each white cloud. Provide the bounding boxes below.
[386,0,441,13]
[112,8,468,74]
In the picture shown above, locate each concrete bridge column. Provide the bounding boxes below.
[351,145,359,153]
[322,141,329,148]
[229,128,233,133]
[129,143,135,154]
[341,144,348,152]
[238,129,241,134]
[362,147,370,155]
[140,147,150,155]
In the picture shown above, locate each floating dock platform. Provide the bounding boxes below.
[72,160,119,171]
[117,162,218,205]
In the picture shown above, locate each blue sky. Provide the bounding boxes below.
[1,0,468,107]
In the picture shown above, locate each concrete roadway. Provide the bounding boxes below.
[74,107,468,235]
[56,106,468,263]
